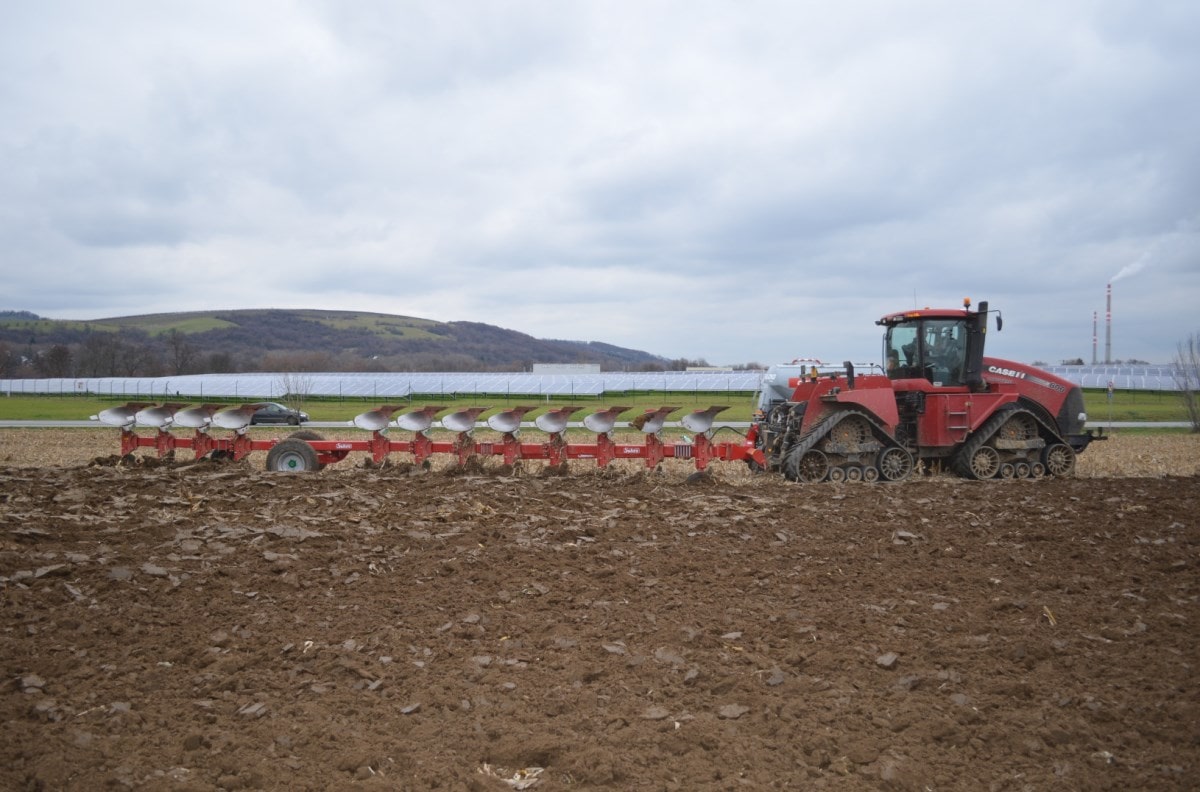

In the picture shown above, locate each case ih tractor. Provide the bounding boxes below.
[747,299,1101,483]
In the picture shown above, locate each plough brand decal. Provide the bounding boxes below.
[988,365,1067,393]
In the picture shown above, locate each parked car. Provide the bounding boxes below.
[249,402,310,426]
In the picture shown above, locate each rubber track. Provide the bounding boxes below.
[950,407,1069,479]
[783,408,905,482]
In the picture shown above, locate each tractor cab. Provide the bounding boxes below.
[878,299,995,390]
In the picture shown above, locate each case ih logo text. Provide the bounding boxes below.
[988,365,1067,393]
[988,365,1025,379]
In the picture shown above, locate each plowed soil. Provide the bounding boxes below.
[1,430,1198,790]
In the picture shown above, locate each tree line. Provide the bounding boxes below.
[0,308,766,377]
[0,329,233,379]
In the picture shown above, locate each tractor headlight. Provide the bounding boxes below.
[1078,411,1087,423]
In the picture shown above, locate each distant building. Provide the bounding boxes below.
[531,363,601,374]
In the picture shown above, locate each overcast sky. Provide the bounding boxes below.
[2,1,1197,367]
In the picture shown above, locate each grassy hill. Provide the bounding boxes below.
[0,309,669,376]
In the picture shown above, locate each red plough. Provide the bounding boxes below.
[92,403,766,473]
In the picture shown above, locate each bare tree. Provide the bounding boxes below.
[116,338,160,377]
[0,341,19,378]
[1174,333,1200,433]
[166,329,198,375]
[36,344,73,377]
[275,370,315,414]
[205,351,236,373]
[77,333,121,377]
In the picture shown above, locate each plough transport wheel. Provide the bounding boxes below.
[266,439,319,473]
[288,430,328,469]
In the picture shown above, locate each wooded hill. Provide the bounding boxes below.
[0,309,679,378]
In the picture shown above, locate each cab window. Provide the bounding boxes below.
[886,325,919,378]
[886,320,967,385]
[922,320,967,385]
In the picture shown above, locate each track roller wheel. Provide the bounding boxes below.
[999,463,1015,479]
[998,412,1038,442]
[863,466,880,483]
[1030,462,1046,479]
[827,415,872,446]
[1043,443,1076,477]
[784,448,829,483]
[828,467,846,483]
[845,466,863,482]
[266,438,320,473]
[1015,462,1031,479]
[966,446,1001,480]
[877,447,913,482]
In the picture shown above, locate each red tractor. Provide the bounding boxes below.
[747,299,1102,483]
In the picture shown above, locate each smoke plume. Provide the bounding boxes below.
[1111,251,1151,283]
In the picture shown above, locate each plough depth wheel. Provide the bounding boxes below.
[266,438,319,473]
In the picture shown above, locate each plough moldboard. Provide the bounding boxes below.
[91,403,764,473]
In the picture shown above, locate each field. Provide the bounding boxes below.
[114,316,238,335]
[293,311,445,341]
[1,430,1198,790]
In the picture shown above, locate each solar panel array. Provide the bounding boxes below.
[1,370,767,399]
[1042,365,1183,391]
[1,365,1184,398]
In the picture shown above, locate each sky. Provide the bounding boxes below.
[2,1,1198,367]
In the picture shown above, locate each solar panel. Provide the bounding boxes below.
[1043,366,1182,391]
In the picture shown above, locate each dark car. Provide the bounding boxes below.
[249,402,310,426]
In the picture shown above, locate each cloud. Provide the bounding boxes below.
[1,0,1198,365]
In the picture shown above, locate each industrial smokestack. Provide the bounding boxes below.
[1092,311,1098,365]
[1105,283,1112,365]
